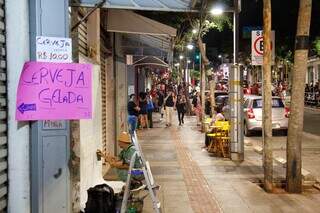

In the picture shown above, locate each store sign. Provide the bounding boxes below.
[251,30,275,65]
[36,36,72,63]
[16,61,92,121]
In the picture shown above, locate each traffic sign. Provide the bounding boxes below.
[251,30,275,65]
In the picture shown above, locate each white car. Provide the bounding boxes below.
[243,96,289,136]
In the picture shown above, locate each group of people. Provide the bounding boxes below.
[243,81,288,101]
[127,83,193,132]
[305,81,320,106]
[162,90,188,126]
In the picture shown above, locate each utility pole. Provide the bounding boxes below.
[230,0,244,161]
[287,0,312,193]
[200,44,206,129]
[262,0,273,192]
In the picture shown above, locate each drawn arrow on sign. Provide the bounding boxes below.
[18,103,37,114]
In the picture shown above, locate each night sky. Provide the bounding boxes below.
[204,0,320,61]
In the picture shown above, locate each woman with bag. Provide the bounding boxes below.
[176,94,187,126]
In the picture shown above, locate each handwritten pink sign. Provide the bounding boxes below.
[16,61,92,120]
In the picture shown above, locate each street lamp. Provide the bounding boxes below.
[187,44,194,50]
[192,29,197,34]
[211,0,243,161]
[179,55,184,60]
[218,54,223,64]
[210,7,224,16]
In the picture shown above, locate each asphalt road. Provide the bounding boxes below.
[303,108,320,136]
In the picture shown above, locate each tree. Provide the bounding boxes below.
[262,0,273,193]
[140,3,231,120]
[286,0,312,193]
[188,0,231,125]
[314,37,320,56]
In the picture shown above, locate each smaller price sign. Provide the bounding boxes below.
[36,36,72,63]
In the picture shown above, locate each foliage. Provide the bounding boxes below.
[171,67,180,81]
[174,15,232,51]
[314,37,320,56]
[138,1,232,52]
[190,69,200,80]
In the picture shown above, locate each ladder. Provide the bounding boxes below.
[120,131,161,213]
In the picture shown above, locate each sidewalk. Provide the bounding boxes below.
[138,113,320,213]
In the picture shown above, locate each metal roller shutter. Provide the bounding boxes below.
[0,0,7,211]
[78,11,88,57]
[100,29,107,155]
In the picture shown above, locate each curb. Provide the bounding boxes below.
[303,132,320,140]
[253,145,316,182]
[304,106,320,112]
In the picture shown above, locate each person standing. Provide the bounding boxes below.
[139,92,148,129]
[127,94,140,134]
[164,91,176,127]
[176,94,187,126]
[157,90,164,118]
[192,92,202,126]
[146,95,154,128]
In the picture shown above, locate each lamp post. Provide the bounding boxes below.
[218,54,223,64]
[212,0,243,161]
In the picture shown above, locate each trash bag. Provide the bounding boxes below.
[84,184,116,213]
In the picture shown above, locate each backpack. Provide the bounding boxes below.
[84,184,116,213]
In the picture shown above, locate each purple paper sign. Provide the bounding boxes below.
[16,61,92,120]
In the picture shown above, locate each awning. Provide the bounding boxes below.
[107,9,176,37]
[133,56,169,68]
[74,0,195,12]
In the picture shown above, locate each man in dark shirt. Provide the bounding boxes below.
[157,90,164,118]
[128,94,140,134]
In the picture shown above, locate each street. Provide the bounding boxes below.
[303,108,320,136]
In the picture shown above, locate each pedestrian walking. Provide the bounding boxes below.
[176,94,187,126]
[139,92,148,129]
[164,91,176,127]
[127,94,140,134]
[192,92,202,126]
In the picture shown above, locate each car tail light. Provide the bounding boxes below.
[247,108,255,119]
[285,107,290,118]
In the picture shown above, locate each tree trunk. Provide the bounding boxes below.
[286,0,312,193]
[263,0,273,193]
[197,38,209,129]
[210,80,216,116]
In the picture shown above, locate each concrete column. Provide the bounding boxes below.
[6,0,31,212]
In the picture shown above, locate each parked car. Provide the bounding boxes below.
[243,96,289,136]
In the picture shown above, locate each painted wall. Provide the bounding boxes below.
[79,57,104,210]
[6,0,31,212]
